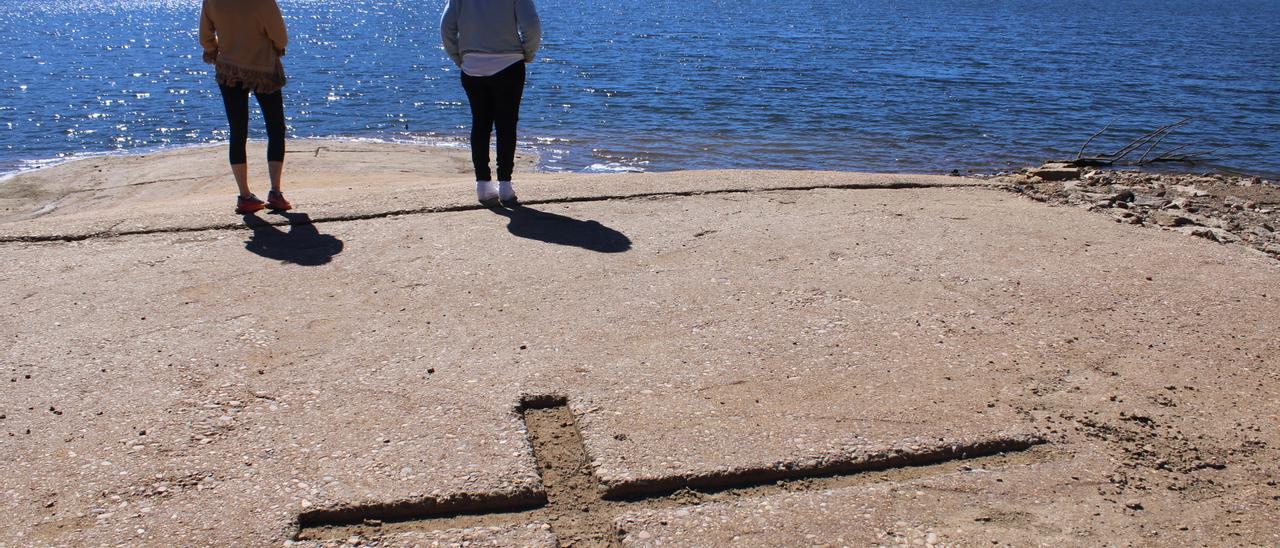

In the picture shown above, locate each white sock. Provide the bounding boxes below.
[477,180,498,200]
[498,180,516,201]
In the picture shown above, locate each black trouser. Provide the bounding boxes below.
[461,61,526,182]
[218,83,286,165]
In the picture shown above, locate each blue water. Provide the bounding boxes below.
[1,0,1278,176]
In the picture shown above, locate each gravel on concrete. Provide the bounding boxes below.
[1,143,1277,546]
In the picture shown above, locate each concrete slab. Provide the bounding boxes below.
[1,229,544,544]
[0,140,980,241]
[2,143,1278,545]
[615,449,1279,546]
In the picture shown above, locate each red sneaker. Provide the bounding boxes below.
[267,190,292,211]
[235,194,265,214]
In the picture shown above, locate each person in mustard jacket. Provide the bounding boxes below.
[200,0,293,214]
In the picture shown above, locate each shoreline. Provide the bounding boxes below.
[2,138,1276,261]
[0,136,474,183]
[9,136,1280,184]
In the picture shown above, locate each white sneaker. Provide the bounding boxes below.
[498,180,518,205]
[476,180,499,206]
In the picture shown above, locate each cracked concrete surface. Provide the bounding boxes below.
[1,141,1278,546]
[0,140,975,243]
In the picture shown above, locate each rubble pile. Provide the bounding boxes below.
[1000,166,1280,259]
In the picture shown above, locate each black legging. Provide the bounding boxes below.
[218,83,286,165]
[461,61,526,182]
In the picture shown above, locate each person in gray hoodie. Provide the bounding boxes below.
[441,0,541,206]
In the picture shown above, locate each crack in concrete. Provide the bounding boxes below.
[0,181,993,244]
[295,394,1045,547]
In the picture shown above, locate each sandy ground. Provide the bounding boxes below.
[1,141,1277,547]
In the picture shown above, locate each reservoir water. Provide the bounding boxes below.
[1,0,1277,176]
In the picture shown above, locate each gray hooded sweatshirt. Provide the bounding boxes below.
[440,0,542,66]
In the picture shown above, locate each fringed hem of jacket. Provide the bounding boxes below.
[214,59,286,94]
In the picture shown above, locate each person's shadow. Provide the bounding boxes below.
[490,204,631,253]
[242,211,344,266]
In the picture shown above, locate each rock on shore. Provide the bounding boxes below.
[1000,167,1280,259]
